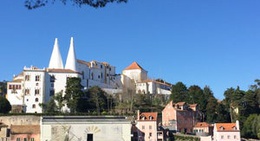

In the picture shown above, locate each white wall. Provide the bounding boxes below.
[41,117,131,141]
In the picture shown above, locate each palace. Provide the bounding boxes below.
[6,37,171,113]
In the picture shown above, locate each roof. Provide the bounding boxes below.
[124,62,145,70]
[10,125,40,134]
[47,68,77,73]
[194,122,211,128]
[77,59,90,66]
[216,123,238,132]
[42,116,129,123]
[139,112,158,121]
[138,79,172,87]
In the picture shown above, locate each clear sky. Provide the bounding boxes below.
[1,0,260,100]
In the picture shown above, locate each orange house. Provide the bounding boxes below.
[162,101,199,133]
[133,111,163,141]
[10,125,40,141]
[193,122,213,136]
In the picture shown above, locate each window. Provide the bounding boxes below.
[30,138,34,141]
[35,98,39,102]
[24,138,27,141]
[50,75,55,82]
[16,138,20,141]
[149,132,152,137]
[227,135,230,139]
[25,75,30,81]
[35,89,40,95]
[234,135,236,139]
[149,125,152,130]
[32,104,36,108]
[50,90,54,96]
[87,134,93,141]
[142,125,145,130]
[221,135,224,139]
[35,75,40,81]
[25,89,30,95]
[82,71,85,79]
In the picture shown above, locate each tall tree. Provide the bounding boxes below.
[64,77,83,113]
[215,102,231,123]
[241,114,260,139]
[204,86,221,123]
[0,81,7,96]
[24,0,128,9]
[0,96,11,114]
[83,86,108,115]
[170,82,188,103]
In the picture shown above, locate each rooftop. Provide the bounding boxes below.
[10,125,40,134]
[124,62,145,70]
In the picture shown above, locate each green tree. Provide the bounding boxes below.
[24,0,127,9]
[0,96,11,114]
[204,86,218,123]
[205,96,218,123]
[170,82,188,103]
[242,114,260,139]
[64,77,83,113]
[45,97,57,113]
[40,91,65,113]
[83,86,108,115]
[215,102,231,123]
[0,81,7,96]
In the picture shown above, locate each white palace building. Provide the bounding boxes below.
[6,37,171,113]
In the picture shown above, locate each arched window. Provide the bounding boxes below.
[35,98,39,102]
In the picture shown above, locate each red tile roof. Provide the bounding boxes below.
[216,123,238,132]
[139,112,158,121]
[124,62,144,70]
[194,122,210,127]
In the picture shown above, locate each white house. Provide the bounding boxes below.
[121,61,171,96]
[213,120,241,141]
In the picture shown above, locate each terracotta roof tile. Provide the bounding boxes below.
[194,122,210,127]
[11,125,40,134]
[124,62,145,70]
[216,123,238,131]
[139,112,158,121]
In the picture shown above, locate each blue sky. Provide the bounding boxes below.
[1,0,260,100]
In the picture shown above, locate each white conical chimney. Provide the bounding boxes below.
[65,37,77,71]
[48,38,64,69]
